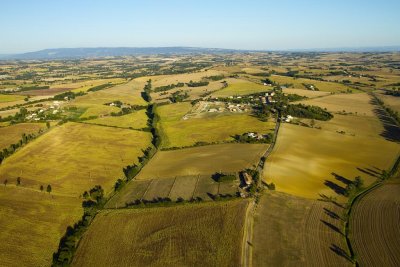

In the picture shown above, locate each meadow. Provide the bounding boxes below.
[156,102,275,148]
[211,79,269,97]
[0,122,46,150]
[136,143,268,180]
[0,122,152,195]
[73,200,248,267]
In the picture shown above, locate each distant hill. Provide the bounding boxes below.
[0,46,399,60]
[0,47,242,60]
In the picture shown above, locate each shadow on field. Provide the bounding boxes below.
[324,180,346,195]
[323,208,342,220]
[321,220,344,236]
[331,172,352,185]
[370,97,400,143]
[330,244,353,262]
[356,167,380,178]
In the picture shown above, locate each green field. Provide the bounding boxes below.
[73,200,248,267]
[0,94,25,103]
[0,123,46,150]
[157,102,275,148]
[137,143,268,180]
[85,109,148,129]
[0,122,152,195]
[0,186,82,267]
[212,79,269,97]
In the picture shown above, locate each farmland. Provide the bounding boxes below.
[156,102,275,148]
[73,200,248,267]
[85,109,148,129]
[136,143,268,179]
[211,79,269,97]
[0,122,152,195]
[350,182,400,267]
[0,122,46,150]
[252,191,351,266]
[0,186,82,267]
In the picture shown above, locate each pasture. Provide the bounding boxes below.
[156,102,275,148]
[350,182,400,266]
[73,200,248,267]
[0,122,46,150]
[136,143,268,180]
[85,109,148,129]
[0,186,82,267]
[252,191,351,266]
[0,122,152,195]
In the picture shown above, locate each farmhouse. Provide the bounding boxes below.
[243,172,253,185]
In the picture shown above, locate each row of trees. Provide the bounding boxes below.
[154,82,184,92]
[0,131,38,164]
[3,178,52,193]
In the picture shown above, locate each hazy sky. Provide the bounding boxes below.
[1,0,399,53]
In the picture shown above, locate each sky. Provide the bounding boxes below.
[1,0,399,53]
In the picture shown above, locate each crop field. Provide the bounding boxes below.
[0,122,152,195]
[157,102,275,148]
[252,191,351,266]
[298,93,376,116]
[0,94,25,103]
[375,90,400,113]
[106,175,239,208]
[269,74,355,93]
[0,122,46,150]
[211,79,269,97]
[283,88,331,98]
[0,186,82,267]
[150,70,224,88]
[85,109,148,129]
[73,200,248,267]
[263,123,399,199]
[350,182,400,267]
[137,143,268,180]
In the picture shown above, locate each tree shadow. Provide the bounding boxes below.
[324,180,346,195]
[321,220,344,236]
[370,97,400,143]
[331,172,352,185]
[323,208,342,220]
[329,244,353,262]
[356,167,379,178]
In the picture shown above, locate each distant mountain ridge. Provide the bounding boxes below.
[1,46,399,60]
[0,47,242,60]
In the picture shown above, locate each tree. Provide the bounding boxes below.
[353,176,364,189]
[46,121,50,129]
[3,179,8,186]
[310,119,315,128]
[46,184,52,194]
[16,177,21,186]
[40,185,44,192]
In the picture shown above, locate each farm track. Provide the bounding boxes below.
[350,183,400,267]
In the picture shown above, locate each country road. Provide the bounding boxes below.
[242,117,281,267]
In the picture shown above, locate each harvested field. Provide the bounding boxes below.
[157,102,275,148]
[0,94,25,103]
[350,182,400,267]
[137,144,268,180]
[0,122,152,195]
[375,90,400,113]
[298,93,375,116]
[85,109,148,129]
[0,122,46,150]
[252,191,351,267]
[106,175,239,208]
[150,70,224,88]
[264,123,399,199]
[73,200,248,267]
[283,88,331,98]
[0,186,82,267]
